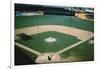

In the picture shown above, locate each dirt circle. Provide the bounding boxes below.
[35,53,61,63]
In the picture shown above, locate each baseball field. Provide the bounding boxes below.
[15,15,94,64]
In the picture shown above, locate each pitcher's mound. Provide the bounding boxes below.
[35,53,61,63]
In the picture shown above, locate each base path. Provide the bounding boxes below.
[16,25,93,40]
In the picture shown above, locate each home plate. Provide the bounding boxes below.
[35,53,61,63]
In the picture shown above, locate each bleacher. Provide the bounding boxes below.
[15,4,94,18]
[15,4,75,16]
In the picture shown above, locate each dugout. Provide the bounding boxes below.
[17,33,32,41]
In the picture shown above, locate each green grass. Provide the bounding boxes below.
[60,38,94,61]
[15,15,94,62]
[15,15,94,32]
[16,31,80,53]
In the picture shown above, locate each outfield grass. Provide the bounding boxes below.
[15,15,94,32]
[15,15,94,63]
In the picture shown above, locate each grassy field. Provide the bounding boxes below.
[16,31,80,53]
[15,15,94,32]
[60,40,94,61]
[15,15,94,64]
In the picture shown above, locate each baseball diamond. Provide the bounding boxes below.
[15,4,94,65]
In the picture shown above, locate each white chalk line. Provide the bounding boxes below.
[15,25,93,55]
[56,35,93,54]
[15,42,41,55]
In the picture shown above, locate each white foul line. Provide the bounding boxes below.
[56,36,93,54]
[15,42,41,55]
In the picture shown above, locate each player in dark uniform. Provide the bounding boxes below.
[48,53,53,61]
